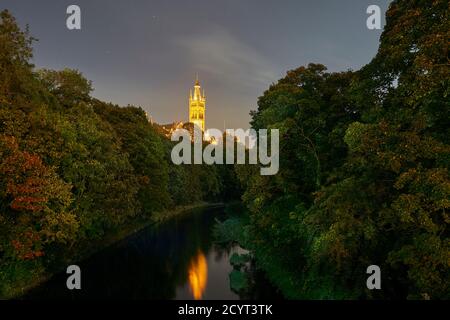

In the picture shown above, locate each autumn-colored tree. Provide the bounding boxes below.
[0,135,77,260]
[0,8,231,298]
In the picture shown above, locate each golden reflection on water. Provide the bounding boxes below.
[188,250,208,300]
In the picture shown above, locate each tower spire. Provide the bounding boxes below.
[189,74,206,133]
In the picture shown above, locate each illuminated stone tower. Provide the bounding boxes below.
[189,75,206,132]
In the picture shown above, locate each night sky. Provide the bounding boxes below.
[1,0,391,129]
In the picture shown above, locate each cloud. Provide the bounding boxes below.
[173,26,277,91]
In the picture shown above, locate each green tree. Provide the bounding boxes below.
[0,10,36,107]
[38,69,92,107]
[93,102,171,213]
[0,135,76,260]
[237,0,449,299]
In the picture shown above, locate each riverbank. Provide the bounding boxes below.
[151,202,225,224]
[2,202,224,299]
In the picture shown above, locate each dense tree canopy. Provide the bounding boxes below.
[0,0,448,300]
[0,9,238,297]
[237,0,449,299]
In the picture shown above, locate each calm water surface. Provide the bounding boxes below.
[25,206,274,300]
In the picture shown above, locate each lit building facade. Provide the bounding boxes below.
[189,76,206,132]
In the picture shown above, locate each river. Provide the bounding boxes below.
[24,206,279,300]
